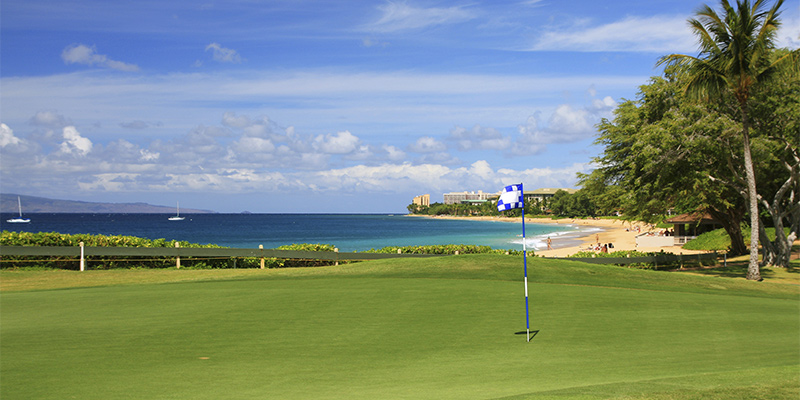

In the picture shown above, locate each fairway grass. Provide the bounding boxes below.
[2,255,798,399]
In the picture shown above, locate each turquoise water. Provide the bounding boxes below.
[1,213,598,252]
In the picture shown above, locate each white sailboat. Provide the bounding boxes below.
[7,196,31,223]
[168,202,185,221]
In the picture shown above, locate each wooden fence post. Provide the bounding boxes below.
[175,242,181,269]
[79,241,85,271]
[259,245,265,269]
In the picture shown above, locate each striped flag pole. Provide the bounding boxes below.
[496,183,531,342]
[522,204,530,342]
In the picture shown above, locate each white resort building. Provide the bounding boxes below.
[443,190,497,205]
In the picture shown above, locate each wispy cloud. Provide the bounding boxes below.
[529,15,696,53]
[205,43,243,63]
[365,1,476,33]
[61,44,140,71]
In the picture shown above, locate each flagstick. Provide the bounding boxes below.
[522,205,530,342]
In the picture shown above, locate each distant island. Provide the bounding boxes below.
[0,193,216,214]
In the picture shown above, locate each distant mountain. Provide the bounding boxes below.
[0,194,216,214]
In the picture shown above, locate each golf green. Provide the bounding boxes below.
[1,255,798,399]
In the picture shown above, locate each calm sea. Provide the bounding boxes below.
[0,213,598,252]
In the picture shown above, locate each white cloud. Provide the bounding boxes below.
[0,123,22,147]
[0,69,642,144]
[61,44,140,71]
[512,93,617,155]
[313,131,361,154]
[408,136,447,153]
[547,105,594,139]
[59,126,93,155]
[530,15,696,53]
[366,1,475,33]
[29,111,70,127]
[778,14,800,49]
[383,144,406,161]
[591,96,617,111]
[234,136,276,153]
[308,160,588,195]
[222,112,251,128]
[447,125,511,151]
[139,149,160,162]
[205,43,243,63]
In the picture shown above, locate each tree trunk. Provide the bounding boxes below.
[758,220,778,267]
[741,108,761,281]
[707,206,747,255]
[759,169,800,268]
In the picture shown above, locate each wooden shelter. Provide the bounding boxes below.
[664,212,722,245]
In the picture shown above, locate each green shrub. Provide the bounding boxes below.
[362,244,523,256]
[566,249,716,269]
[1,231,337,270]
[683,228,734,251]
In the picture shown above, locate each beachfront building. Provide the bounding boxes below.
[443,190,498,205]
[443,188,578,205]
[526,188,578,201]
[664,212,722,245]
[412,194,430,207]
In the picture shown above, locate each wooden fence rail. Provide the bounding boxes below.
[0,245,447,269]
[0,245,719,270]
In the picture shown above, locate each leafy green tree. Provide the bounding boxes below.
[658,0,794,280]
[747,52,800,267]
[589,69,750,255]
[549,190,598,218]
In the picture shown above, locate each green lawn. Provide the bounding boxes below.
[2,255,798,399]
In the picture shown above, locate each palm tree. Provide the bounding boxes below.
[658,0,795,281]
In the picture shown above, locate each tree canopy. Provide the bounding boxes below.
[657,0,795,279]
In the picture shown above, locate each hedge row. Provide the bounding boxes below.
[0,231,341,270]
[566,249,716,269]
[0,232,521,270]
[361,244,523,256]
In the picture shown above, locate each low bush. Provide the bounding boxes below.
[683,226,790,252]
[566,249,716,269]
[1,232,530,270]
[362,244,523,256]
[0,231,340,270]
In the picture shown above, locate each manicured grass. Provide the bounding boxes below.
[2,255,798,399]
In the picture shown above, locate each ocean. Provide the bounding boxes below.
[0,213,599,252]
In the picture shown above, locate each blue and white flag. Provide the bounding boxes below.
[497,183,524,212]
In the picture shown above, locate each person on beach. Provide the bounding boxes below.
[546,237,553,250]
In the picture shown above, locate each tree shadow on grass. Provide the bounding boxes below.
[682,259,799,282]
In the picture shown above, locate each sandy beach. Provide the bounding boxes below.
[415,215,710,257]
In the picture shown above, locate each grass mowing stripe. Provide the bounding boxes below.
[494,365,800,399]
[3,254,798,300]
[2,266,798,400]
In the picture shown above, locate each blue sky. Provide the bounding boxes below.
[1,0,798,213]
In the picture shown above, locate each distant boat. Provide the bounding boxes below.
[168,202,185,221]
[7,196,31,223]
